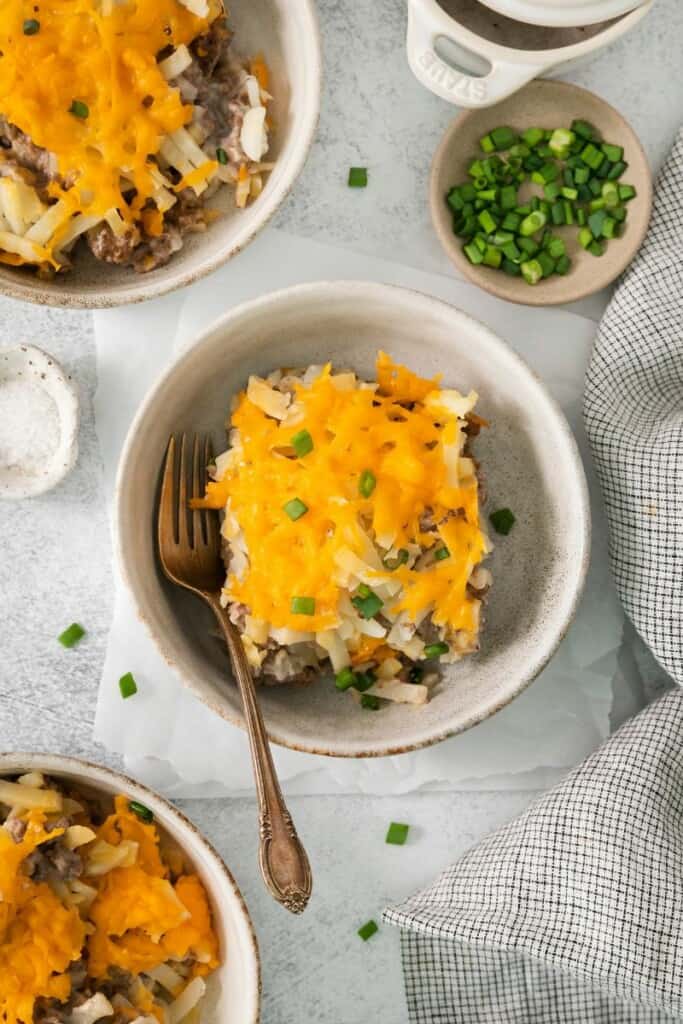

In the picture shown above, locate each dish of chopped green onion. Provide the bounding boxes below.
[446,119,637,286]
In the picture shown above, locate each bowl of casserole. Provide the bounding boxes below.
[0,0,320,308]
[116,280,590,757]
[0,751,260,1024]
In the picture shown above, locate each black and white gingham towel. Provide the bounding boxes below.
[384,132,683,1021]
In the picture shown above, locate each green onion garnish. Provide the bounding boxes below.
[408,665,423,684]
[291,596,315,616]
[353,671,375,693]
[489,507,516,535]
[128,800,154,823]
[283,497,308,521]
[68,99,89,119]
[383,548,409,570]
[357,919,378,940]
[433,546,450,561]
[58,623,85,648]
[335,667,356,691]
[119,672,138,699]
[360,694,380,711]
[216,147,228,165]
[386,822,410,845]
[290,429,313,458]
[23,18,40,34]
[348,167,367,188]
[358,469,376,498]
[424,642,449,659]
[351,585,383,620]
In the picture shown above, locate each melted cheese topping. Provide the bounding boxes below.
[198,354,487,635]
[0,0,216,220]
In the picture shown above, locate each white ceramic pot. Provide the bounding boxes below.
[406,0,652,108]
[478,0,646,27]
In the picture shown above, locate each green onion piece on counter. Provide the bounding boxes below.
[291,596,315,616]
[128,801,154,823]
[359,469,377,498]
[216,147,228,165]
[119,672,138,699]
[424,642,449,659]
[360,694,380,711]
[290,429,313,457]
[352,585,383,619]
[58,623,86,648]
[283,497,308,521]
[489,507,516,535]
[23,18,40,34]
[335,667,356,691]
[386,822,410,846]
[433,546,450,561]
[358,920,379,940]
[353,672,376,693]
[348,167,368,188]
[69,99,89,119]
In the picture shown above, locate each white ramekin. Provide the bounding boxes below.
[406,0,652,108]
[476,0,647,28]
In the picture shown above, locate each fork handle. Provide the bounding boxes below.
[208,596,313,914]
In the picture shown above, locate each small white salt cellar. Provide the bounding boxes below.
[0,344,79,500]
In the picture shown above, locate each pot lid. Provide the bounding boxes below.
[475,0,646,27]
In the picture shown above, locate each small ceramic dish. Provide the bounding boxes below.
[430,79,653,306]
[0,344,79,499]
[478,0,646,28]
[116,280,590,758]
[0,0,321,309]
[0,752,261,1024]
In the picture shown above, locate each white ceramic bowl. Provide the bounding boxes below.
[116,281,591,758]
[406,0,652,108]
[0,0,321,309]
[0,752,260,1024]
[478,0,645,27]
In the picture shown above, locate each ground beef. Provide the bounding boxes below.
[86,223,141,265]
[4,816,27,843]
[190,16,232,78]
[25,837,82,882]
[0,118,57,184]
[260,650,318,686]
[131,225,183,273]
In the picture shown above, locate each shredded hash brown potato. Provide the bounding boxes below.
[193,353,493,708]
[0,775,219,1024]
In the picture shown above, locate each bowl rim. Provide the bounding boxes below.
[115,279,592,758]
[0,751,261,1023]
[0,0,322,311]
[429,79,653,307]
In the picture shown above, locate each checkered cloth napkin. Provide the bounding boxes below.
[384,131,683,1022]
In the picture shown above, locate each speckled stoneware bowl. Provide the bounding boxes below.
[116,281,591,758]
[0,0,321,309]
[430,79,653,306]
[0,752,261,1023]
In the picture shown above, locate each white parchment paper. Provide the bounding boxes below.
[93,228,622,798]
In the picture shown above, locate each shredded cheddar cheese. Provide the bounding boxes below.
[196,354,487,638]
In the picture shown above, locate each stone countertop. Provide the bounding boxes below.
[0,1,681,1021]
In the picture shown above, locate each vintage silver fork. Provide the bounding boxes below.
[158,433,312,914]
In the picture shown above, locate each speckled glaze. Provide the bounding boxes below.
[430,80,653,305]
[0,345,79,499]
[115,281,591,758]
[0,0,321,309]
[0,753,261,1024]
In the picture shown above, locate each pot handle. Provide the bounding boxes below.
[406,0,547,108]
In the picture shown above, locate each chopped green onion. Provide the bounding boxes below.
[490,126,517,150]
[433,546,450,561]
[521,259,543,285]
[581,143,604,170]
[408,665,423,684]
[489,507,516,535]
[618,184,636,202]
[348,167,367,188]
[283,497,308,521]
[216,147,228,165]
[128,800,154,823]
[358,920,379,940]
[601,142,623,163]
[360,694,380,711]
[479,133,495,153]
[69,99,89,119]
[290,429,313,457]
[351,585,383,619]
[23,18,40,34]
[58,623,85,648]
[119,672,138,699]
[386,822,410,845]
[353,672,376,693]
[548,128,575,158]
[571,119,596,141]
[335,667,357,691]
[384,548,409,570]
[424,642,449,659]
[522,127,544,148]
[291,596,315,616]
[519,210,547,236]
[359,469,377,498]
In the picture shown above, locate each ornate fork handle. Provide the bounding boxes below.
[208,595,313,914]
